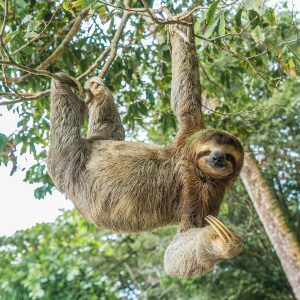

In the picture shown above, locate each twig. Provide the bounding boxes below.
[195,34,275,86]
[9,10,89,84]
[97,0,174,20]
[141,0,192,26]
[98,0,131,78]
[0,60,62,80]
[187,0,239,16]
[0,90,50,106]
[11,3,62,55]
[77,47,111,80]
[98,0,146,14]
[0,0,13,61]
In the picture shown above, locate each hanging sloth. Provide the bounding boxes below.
[47,20,244,278]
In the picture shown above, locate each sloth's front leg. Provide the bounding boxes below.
[164,215,243,278]
[204,215,243,260]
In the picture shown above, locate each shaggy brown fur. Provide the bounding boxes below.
[47,22,244,234]
[47,76,243,232]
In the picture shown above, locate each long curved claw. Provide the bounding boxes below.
[84,77,105,104]
[205,215,232,243]
[207,216,233,239]
[205,216,227,243]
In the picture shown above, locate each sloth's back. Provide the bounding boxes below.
[80,140,182,232]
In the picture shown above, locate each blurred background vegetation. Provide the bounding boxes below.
[0,0,299,299]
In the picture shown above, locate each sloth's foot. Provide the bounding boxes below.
[168,12,192,23]
[205,215,243,259]
[84,77,106,103]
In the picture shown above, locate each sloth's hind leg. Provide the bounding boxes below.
[85,77,125,141]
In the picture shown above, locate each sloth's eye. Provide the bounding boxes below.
[196,151,211,159]
[225,153,236,168]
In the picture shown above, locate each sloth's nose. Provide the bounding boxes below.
[211,151,225,164]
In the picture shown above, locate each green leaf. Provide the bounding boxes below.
[72,0,91,9]
[204,15,221,38]
[0,133,8,153]
[264,8,276,26]
[24,31,38,38]
[219,13,225,36]
[21,14,32,25]
[98,5,106,17]
[27,20,41,32]
[5,31,19,43]
[206,0,220,25]
[220,202,229,214]
[62,0,72,11]
[251,26,265,43]
[248,10,260,29]
[235,9,243,29]
[244,0,263,11]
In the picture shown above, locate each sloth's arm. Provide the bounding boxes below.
[164,216,243,278]
[169,21,205,134]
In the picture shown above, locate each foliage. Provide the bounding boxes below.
[0,187,295,300]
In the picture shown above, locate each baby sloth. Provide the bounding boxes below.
[47,75,244,277]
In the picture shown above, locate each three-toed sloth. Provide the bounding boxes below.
[47,74,244,233]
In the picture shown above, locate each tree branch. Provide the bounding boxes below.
[97,1,131,79]
[0,0,13,61]
[8,10,89,84]
[11,3,62,55]
[141,0,191,26]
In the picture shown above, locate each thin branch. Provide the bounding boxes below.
[0,60,62,80]
[0,1,131,105]
[11,3,62,55]
[98,0,131,79]
[0,0,13,61]
[9,10,89,84]
[0,90,50,106]
[141,0,192,25]
[77,47,111,80]
[187,0,239,16]
[98,0,146,14]
[195,34,277,87]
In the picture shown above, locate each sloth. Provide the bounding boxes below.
[47,75,243,233]
[47,21,244,277]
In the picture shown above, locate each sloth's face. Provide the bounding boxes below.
[194,132,244,179]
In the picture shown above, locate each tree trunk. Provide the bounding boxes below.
[241,152,300,300]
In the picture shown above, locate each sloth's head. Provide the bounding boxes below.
[187,129,244,180]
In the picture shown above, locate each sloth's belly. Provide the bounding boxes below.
[81,142,181,231]
[86,192,181,232]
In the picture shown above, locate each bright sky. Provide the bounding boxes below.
[0,0,299,237]
[0,108,74,236]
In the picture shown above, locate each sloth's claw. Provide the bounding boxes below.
[206,215,233,240]
[205,215,232,243]
[84,77,106,104]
